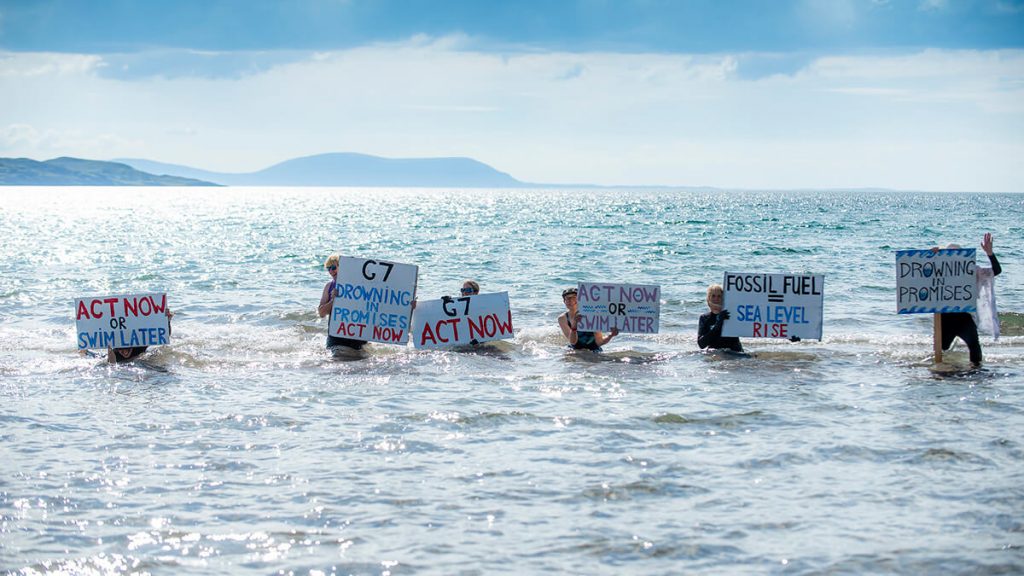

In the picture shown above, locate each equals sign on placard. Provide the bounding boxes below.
[768,294,784,303]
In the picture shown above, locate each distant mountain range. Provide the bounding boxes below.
[0,153,529,187]
[116,153,525,187]
[0,157,218,186]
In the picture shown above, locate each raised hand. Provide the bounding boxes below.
[981,232,994,256]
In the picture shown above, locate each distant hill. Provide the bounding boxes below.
[0,157,219,186]
[117,152,526,187]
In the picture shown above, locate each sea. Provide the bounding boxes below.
[1,187,1022,575]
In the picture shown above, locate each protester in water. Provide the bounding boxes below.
[107,310,174,363]
[317,254,367,351]
[933,232,1002,366]
[558,287,618,351]
[697,284,743,352]
[697,283,799,352]
[460,280,480,297]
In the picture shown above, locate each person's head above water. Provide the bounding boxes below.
[706,284,724,313]
[324,254,339,279]
[461,280,480,296]
[562,287,578,310]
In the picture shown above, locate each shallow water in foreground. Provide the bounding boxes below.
[1,187,1023,574]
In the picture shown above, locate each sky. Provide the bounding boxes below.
[1,0,1023,191]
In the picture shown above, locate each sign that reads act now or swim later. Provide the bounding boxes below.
[75,293,170,350]
[575,282,661,334]
[330,257,417,345]
[895,248,976,314]
[412,292,514,349]
[721,273,824,340]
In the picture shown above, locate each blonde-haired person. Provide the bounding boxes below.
[697,284,743,352]
[317,254,366,351]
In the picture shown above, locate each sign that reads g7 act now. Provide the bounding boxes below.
[412,292,514,349]
[330,257,418,345]
[575,282,660,334]
[895,248,976,314]
[721,273,824,340]
[75,293,170,350]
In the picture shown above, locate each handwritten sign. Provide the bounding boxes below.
[721,273,824,340]
[412,292,514,349]
[329,256,417,345]
[895,248,976,314]
[75,293,170,350]
[575,282,660,334]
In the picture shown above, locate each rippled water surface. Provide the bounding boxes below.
[2,187,1023,574]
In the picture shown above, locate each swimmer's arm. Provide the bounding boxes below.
[697,314,720,349]
[317,283,333,318]
[558,314,578,345]
[982,233,1001,276]
[988,253,1001,277]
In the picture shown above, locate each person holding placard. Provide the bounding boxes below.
[697,284,744,352]
[460,280,480,297]
[107,310,174,363]
[934,233,1002,366]
[317,254,367,351]
[558,287,618,351]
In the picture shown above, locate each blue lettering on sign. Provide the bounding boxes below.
[735,305,761,322]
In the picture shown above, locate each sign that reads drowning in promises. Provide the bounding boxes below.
[75,293,170,350]
[721,273,824,340]
[576,282,661,334]
[330,257,418,345]
[412,292,514,349]
[895,248,976,314]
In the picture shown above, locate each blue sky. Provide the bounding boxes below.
[2,0,1023,190]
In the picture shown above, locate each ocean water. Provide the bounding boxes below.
[1,187,1022,575]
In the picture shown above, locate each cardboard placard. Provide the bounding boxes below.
[75,293,170,350]
[575,282,660,334]
[895,248,976,314]
[721,273,824,340]
[412,292,514,349]
[329,257,417,345]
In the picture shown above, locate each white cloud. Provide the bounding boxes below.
[0,52,103,77]
[0,123,141,158]
[1,40,1022,191]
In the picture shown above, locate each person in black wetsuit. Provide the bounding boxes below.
[558,287,618,351]
[317,254,367,351]
[937,233,1002,366]
[697,283,743,352]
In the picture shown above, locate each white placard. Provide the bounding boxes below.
[328,256,418,345]
[411,292,514,349]
[721,273,824,340]
[575,282,660,334]
[75,293,170,350]
[895,248,976,314]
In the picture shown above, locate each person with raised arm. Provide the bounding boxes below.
[934,232,1003,367]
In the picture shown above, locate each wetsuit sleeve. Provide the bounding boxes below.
[988,253,1002,277]
[697,314,721,349]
